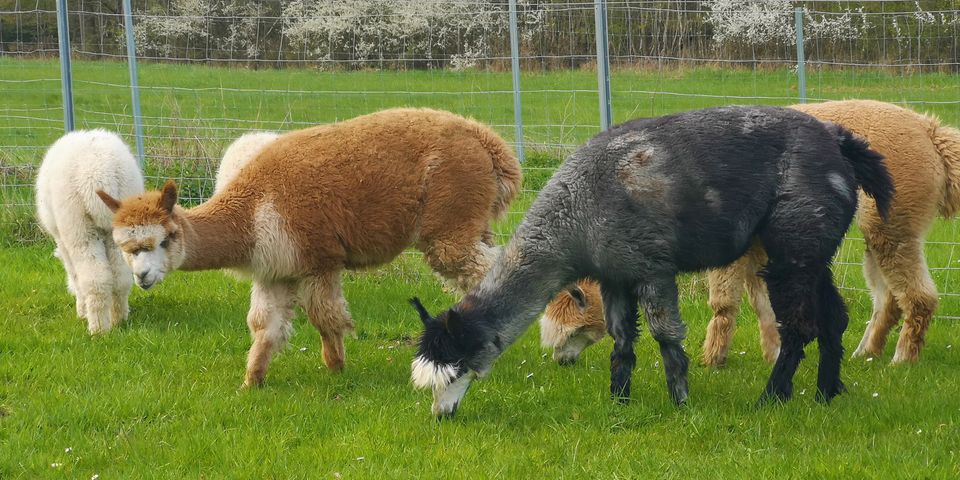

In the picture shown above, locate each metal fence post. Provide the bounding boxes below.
[508,0,525,163]
[55,0,74,132]
[594,0,612,131]
[122,0,146,168]
[795,7,807,103]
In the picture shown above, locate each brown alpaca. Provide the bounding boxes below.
[539,279,605,365]
[96,108,522,387]
[539,100,960,366]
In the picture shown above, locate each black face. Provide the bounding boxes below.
[410,298,474,379]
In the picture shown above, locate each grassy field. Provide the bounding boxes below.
[1,58,960,477]
[2,239,960,478]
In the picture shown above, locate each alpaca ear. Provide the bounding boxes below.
[409,297,433,327]
[96,190,122,213]
[159,179,178,213]
[568,286,587,311]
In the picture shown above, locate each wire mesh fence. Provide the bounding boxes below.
[2,0,959,317]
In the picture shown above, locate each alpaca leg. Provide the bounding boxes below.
[106,235,133,328]
[300,273,355,372]
[815,269,849,402]
[853,248,900,358]
[757,265,819,404]
[61,227,115,333]
[703,257,747,367]
[420,230,499,293]
[742,251,781,363]
[243,280,296,387]
[639,277,689,405]
[55,240,86,319]
[885,244,939,364]
[602,283,639,402]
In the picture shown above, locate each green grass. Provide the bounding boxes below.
[2,240,959,478]
[2,58,960,477]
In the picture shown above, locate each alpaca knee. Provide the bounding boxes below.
[702,307,736,367]
[311,312,353,372]
[243,303,293,387]
[82,290,112,334]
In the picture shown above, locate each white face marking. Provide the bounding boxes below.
[432,372,474,418]
[113,224,170,289]
[411,355,458,390]
[539,313,574,349]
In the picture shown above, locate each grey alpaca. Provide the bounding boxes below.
[411,105,894,418]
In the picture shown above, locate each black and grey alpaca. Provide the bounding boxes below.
[411,106,893,418]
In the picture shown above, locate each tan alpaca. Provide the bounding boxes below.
[540,100,960,366]
[96,108,522,387]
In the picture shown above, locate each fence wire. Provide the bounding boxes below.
[1,0,959,319]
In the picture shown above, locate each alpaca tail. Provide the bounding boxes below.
[474,126,523,219]
[829,123,894,220]
[928,120,960,218]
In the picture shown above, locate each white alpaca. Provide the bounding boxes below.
[215,132,279,194]
[36,129,145,334]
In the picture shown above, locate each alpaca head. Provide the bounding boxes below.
[410,297,493,419]
[97,180,186,290]
[540,279,606,365]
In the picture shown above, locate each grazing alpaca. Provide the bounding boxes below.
[539,101,960,367]
[214,132,279,194]
[539,279,605,365]
[702,100,960,366]
[35,129,145,333]
[96,108,521,387]
[411,106,892,418]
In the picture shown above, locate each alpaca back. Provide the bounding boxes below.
[458,118,522,219]
[36,129,144,234]
[209,109,519,272]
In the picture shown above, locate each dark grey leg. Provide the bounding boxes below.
[602,283,639,403]
[638,277,689,405]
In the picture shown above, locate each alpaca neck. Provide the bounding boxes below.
[465,245,572,366]
[175,203,253,271]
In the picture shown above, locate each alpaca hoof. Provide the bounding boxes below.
[851,346,880,360]
[891,350,919,364]
[323,358,346,372]
[241,378,264,389]
[87,322,109,335]
[701,354,726,368]
[815,382,845,403]
[757,386,791,407]
[756,392,785,408]
[670,387,689,406]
